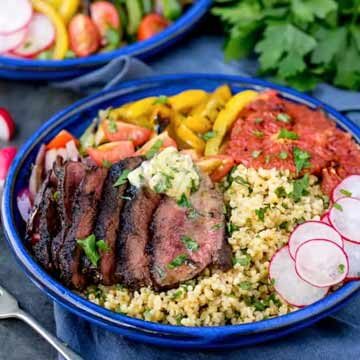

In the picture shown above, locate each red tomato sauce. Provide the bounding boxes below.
[226,91,360,195]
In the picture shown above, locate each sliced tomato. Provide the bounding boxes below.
[47,130,76,150]
[137,13,169,41]
[91,1,120,39]
[68,14,100,57]
[103,120,153,147]
[87,141,135,166]
[135,131,177,156]
[208,155,235,182]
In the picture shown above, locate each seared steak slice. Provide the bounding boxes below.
[115,186,161,289]
[58,167,108,288]
[51,161,86,270]
[32,186,60,271]
[92,156,143,285]
[150,174,231,289]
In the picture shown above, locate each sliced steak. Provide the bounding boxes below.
[150,174,231,289]
[51,161,86,271]
[91,156,143,285]
[58,166,108,288]
[115,186,161,289]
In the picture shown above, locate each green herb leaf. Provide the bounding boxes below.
[275,186,287,198]
[211,223,223,231]
[153,95,168,105]
[102,159,113,168]
[145,140,163,159]
[168,254,188,269]
[180,236,199,252]
[239,281,252,290]
[279,151,288,160]
[108,119,118,133]
[338,263,345,274]
[96,240,110,252]
[255,207,268,221]
[53,191,60,202]
[278,128,299,140]
[177,193,191,208]
[333,203,343,211]
[291,174,309,202]
[113,169,131,187]
[254,117,263,124]
[293,147,311,174]
[233,254,251,267]
[276,113,292,123]
[252,129,264,138]
[202,131,217,141]
[340,189,352,197]
[77,234,100,267]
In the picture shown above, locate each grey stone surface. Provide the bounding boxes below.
[0,80,81,360]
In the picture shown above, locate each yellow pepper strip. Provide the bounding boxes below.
[59,0,80,24]
[182,114,212,134]
[205,90,259,156]
[169,90,209,113]
[45,0,62,9]
[213,84,232,103]
[176,123,205,152]
[31,0,69,60]
[196,158,222,174]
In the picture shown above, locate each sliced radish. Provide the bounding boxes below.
[0,0,33,35]
[332,175,360,202]
[344,240,360,280]
[13,13,55,58]
[0,147,17,191]
[329,197,360,243]
[0,108,16,141]
[289,221,343,259]
[65,140,79,161]
[17,188,32,222]
[295,239,348,288]
[320,212,330,225]
[0,27,28,54]
[269,246,328,307]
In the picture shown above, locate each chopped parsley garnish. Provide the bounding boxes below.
[177,193,191,208]
[255,206,268,221]
[102,159,113,168]
[171,290,183,300]
[279,151,288,160]
[275,186,287,198]
[252,150,262,158]
[145,139,163,159]
[252,130,264,138]
[113,169,131,187]
[227,222,240,235]
[180,236,199,252]
[187,207,199,219]
[77,234,109,267]
[338,263,345,274]
[53,191,60,202]
[233,254,251,267]
[253,300,267,311]
[278,128,299,140]
[278,221,289,231]
[202,131,217,141]
[276,113,292,123]
[153,95,168,105]
[254,117,263,124]
[340,189,352,197]
[167,254,188,269]
[293,147,311,174]
[154,173,173,193]
[333,203,343,211]
[108,119,118,133]
[291,174,309,202]
[233,175,251,188]
[239,281,252,290]
[211,223,223,231]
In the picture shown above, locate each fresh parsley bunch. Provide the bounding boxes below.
[212,0,360,91]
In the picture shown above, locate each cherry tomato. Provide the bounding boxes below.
[91,1,120,41]
[137,13,169,41]
[68,14,100,57]
[87,141,135,166]
[208,155,235,182]
[103,121,153,147]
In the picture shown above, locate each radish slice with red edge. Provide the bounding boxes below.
[269,246,328,307]
[0,107,16,141]
[329,197,360,243]
[17,188,33,222]
[295,239,348,288]
[13,13,55,58]
[288,221,343,259]
[0,147,17,191]
[0,27,28,54]
[344,240,360,280]
[332,175,360,202]
[0,0,33,35]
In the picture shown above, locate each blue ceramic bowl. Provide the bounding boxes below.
[2,74,360,350]
[0,0,211,81]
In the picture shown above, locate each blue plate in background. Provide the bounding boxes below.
[0,0,211,81]
[2,74,360,349]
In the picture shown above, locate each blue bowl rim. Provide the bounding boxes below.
[2,73,360,340]
[0,0,211,71]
